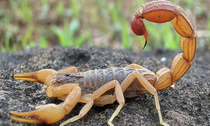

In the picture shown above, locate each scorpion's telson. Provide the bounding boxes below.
[10,1,196,126]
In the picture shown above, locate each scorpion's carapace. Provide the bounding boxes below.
[10,1,196,126]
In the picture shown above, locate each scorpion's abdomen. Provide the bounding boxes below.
[82,67,156,95]
[83,68,127,89]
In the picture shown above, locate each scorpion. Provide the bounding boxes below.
[10,1,196,126]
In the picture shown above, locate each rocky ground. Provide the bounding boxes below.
[0,46,209,126]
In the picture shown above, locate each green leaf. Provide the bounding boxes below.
[21,27,34,49]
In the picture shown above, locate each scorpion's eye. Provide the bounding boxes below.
[65,72,70,76]
[56,80,61,83]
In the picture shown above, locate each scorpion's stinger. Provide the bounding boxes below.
[130,15,148,50]
[142,40,147,50]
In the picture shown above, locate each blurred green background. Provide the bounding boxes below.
[0,0,209,52]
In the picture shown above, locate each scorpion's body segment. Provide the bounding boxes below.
[53,67,156,98]
[10,1,197,126]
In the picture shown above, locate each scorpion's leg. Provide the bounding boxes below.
[94,63,145,106]
[10,83,81,124]
[125,63,145,69]
[90,71,169,125]
[126,64,176,89]
[57,66,77,74]
[119,72,168,126]
[60,80,124,126]
[92,70,168,125]
[94,95,116,106]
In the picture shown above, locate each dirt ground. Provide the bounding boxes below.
[0,46,209,126]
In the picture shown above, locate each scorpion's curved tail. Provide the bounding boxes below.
[130,0,196,90]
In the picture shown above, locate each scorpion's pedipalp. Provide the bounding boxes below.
[10,85,82,125]
[46,83,79,98]
[10,114,44,124]
[10,103,66,124]
[60,95,94,126]
[13,69,57,85]
[13,67,78,85]
[14,72,41,82]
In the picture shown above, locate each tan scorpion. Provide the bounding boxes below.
[10,1,196,126]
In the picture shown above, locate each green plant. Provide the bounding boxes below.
[56,1,64,16]
[39,35,47,48]
[1,25,18,52]
[143,21,179,50]
[21,27,34,49]
[51,19,91,47]
[9,0,33,24]
[121,19,132,50]
[0,0,208,52]
[38,0,50,20]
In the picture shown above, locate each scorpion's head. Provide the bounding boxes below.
[50,72,83,85]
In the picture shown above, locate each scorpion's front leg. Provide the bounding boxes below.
[60,80,124,126]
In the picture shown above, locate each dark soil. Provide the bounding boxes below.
[0,46,209,126]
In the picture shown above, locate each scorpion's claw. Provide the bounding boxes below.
[10,104,66,124]
[13,69,57,85]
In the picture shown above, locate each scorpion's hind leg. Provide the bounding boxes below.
[125,63,146,69]
[120,72,169,126]
[126,64,176,90]
[60,80,124,126]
